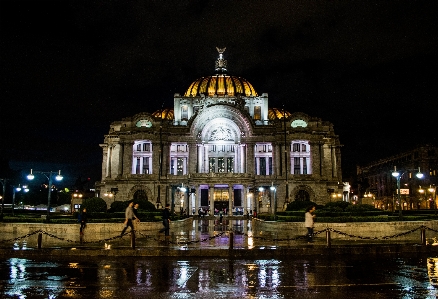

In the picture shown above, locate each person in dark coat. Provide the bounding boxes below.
[79,208,87,235]
[159,203,171,236]
[121,202,135,236]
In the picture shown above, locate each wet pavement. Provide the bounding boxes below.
[1,254,438,298]
[2,219,438,298]
[1,219,436,256]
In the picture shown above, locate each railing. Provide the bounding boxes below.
[1,225,438,251]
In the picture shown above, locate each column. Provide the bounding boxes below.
[198,144,203,173]
[194,184,199,214]
[243,186,248,213]
[235,144,239,173]
[100,144,108,180]
[247,143,255,174]
[228,185,233,216]
[209,185,215,215]
[204,145,209,173]
[106,145,113,178]
[241,144,246,173]
[118,142,124,177]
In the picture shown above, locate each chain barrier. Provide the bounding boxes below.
[0,225,437,248]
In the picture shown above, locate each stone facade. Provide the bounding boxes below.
[95,49,343,214]
[357,145,438,210]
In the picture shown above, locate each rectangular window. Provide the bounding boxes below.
[137,144,141,151]
[209,158,216,173]
[143,157,149,174]
[218,157,225,173]
[303,158,307,175]
[302,144,306,152]
[254,106,261,120]
[181,105,188,119]
[200,189,209,206]
[227,157,234,173]
[143,143,150,152]
[177,158,184,175]
[171,159,175,175]
[293,143,300,152]
[294,157,301,174]
[136,158,141,174]
[260,158,266,175]
[268,157,273,175]
[234,189,242,206]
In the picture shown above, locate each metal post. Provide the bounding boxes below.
[421,227,426,246]
[326,229,331,248]
[37,232,42,249]
[12,188,16,216]
[131,230,136,249]
[273,187,277,221]
[47,173,53,222]
[0,179,6,221]
[229,231,234,250]
[396,176,402,219]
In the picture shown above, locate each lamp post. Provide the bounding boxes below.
[428,185,437,215]
[392,166,423,219]
[270,183,277,221]
[27,169,63,221]
[0,178,7,221]
[11,185,29,216]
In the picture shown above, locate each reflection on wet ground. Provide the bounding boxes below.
[0,219,426,251]
[1,255,438,298]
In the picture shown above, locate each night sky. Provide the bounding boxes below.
[1,1,437,186]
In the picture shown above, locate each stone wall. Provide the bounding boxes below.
[254,219,438,240]
[0,218,192,239]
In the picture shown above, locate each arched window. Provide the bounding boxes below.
[133,190,148,201]
[295,190,310,201]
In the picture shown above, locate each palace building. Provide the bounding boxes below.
[95,48,343,215]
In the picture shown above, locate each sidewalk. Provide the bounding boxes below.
[1,218,438,258]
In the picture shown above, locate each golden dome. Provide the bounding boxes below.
[184,48,258,97]
[152,108,174,120]
[184,75,258,97]
[268,108,291,120]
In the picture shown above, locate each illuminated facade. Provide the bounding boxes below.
[357,145,438,210]
[96,48,343,214]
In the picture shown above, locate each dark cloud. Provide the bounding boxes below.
[1,0,437,183]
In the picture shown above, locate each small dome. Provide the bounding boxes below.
[268,108,291,120]
[152,108,174,120]
[184,75,258,97]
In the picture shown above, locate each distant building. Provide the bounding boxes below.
[357,145,438,210]
[95,49,343,214]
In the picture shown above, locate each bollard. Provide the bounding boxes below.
[326,230,331,248]
[421,227,426,246]
[229,231,234,251]
[131,231,136,249]
[37,232,42,249]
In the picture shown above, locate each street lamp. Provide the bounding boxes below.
[270,183,277,221]
[0,178,7,221]
[27,169,63,221]
[428,185,437,215]
[11,185,29,216]
[392,166,423,219]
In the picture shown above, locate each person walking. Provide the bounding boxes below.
[79,208,87,235]
[121,202,135,236]
[133,203,140,230]
[159,203,171,238]
[305,205,316,243]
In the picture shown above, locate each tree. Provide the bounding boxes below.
[81,197,107,213]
